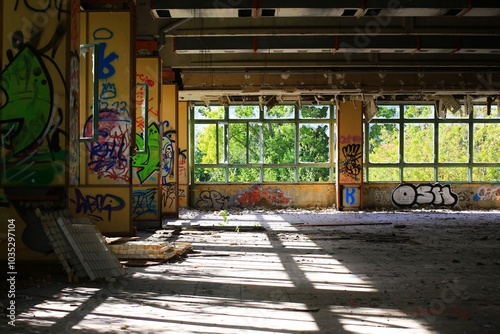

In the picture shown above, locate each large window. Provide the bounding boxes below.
[192,104,335,183]
[366,104,500,183]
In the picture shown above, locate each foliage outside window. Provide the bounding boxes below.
[192,104,334,183]
[366,104,500,183]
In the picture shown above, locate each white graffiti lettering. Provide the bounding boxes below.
[392,183,458,208]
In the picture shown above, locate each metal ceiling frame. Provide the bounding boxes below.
[138,0,500,99]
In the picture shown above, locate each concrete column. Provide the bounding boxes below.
[336,100,363,210]
[160,84,179,219]
[178,101,189,208]
[0,0,74,261]
[69,3,136,235]
[132,56,163,227]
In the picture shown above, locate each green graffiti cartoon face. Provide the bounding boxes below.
[132,123,160,183]
[0,46,52,155]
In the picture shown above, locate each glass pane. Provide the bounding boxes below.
[299,105,329,119]
[404,105,435,119]
[439,124,468,163]
[298,167,330,182]
[404,123,434,163]
[374,105,400,119]
[438,167,468,182]
[474,105,500,119]
[217,123,226,163]
[368,123,399,163]
[194,106,224,119]
[194,167,225,182]
[229,168,260,182]
[299,123,330,163]
[228,123,247,164]
[472,167,500,182]
[367,168,399,182]
[403,167,434,182]
[264,167,295,182]
[194,124,217,164]
[263,123,295,164]
[248,123,263,163]
[473,124,500,162]
[264,105,294,119]
[229,105,259,119]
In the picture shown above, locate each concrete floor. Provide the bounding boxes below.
[2,208,500,334]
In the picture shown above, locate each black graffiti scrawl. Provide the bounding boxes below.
[392,183,459,208]
[340,143,362,180]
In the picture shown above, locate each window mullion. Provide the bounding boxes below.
[246,122,249,164]
[434,114,439,182]
[332,105,336,182]
[399,104,404,182]
[469,107,474,182]
[294,105,299,182]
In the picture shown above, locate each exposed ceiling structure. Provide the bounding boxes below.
[135,0,500,103]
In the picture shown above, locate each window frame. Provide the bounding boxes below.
[191,104,336,184]
[364,103,500,183]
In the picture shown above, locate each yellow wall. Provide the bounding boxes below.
[68,186,132,235]
[0,1,73,261]
[364,183,500,210]
[160,85,179,217]
[132,57,162,221]
[1,1,69,186]
[191,182,500,211]
[336,100,363,209]
[70,11,135,235]
[178,101,189,207]
[79,11,134,185]
[0,189,58,262]
[192,184,336,210]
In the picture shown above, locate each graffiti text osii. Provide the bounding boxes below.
[392,183,458,208]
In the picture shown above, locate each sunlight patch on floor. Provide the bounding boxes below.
[331,305,437,333]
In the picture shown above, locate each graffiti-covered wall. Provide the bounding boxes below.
[1,0,71,186]
[364,183,500,210]
[132,57,161,221]
[192,184,336,210]
[0,0,75,261]
[79,11,134,185]
[191,183,500,211]
[160,85,178,217]
[336,100,363,210]
[178,101,189,208]
[69,10,135,235]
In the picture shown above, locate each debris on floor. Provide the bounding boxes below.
[107,238,193,266]
[38,209,126,282]
[108,241,176,260]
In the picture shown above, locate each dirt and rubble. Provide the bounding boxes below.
[1,208,499,333]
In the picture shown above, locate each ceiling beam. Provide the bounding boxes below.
[172,35,500,55]
[151,0,500,18]
[166,17,500,37]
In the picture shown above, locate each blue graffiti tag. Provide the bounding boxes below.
[87,135,128,172]
[92,28,118,80]
[132,188,158,218]
[345,187,356,205]
[96,42,118,80]
[71,188,125,221]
